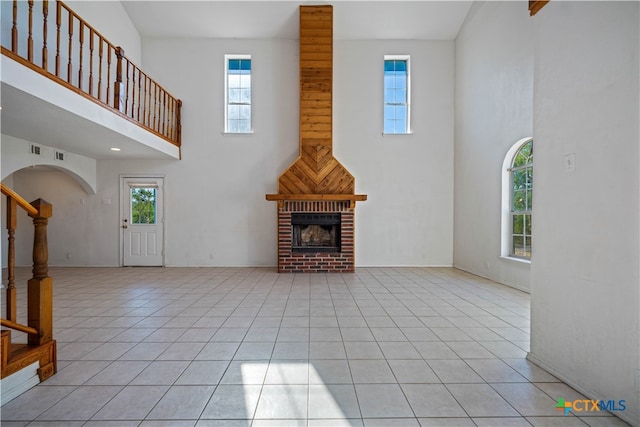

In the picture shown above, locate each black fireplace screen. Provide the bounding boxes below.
[291,213,341,252]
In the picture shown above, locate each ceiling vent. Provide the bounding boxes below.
[29,144,41,155]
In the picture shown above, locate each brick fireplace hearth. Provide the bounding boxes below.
[277,201,354,273]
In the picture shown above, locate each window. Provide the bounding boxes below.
[225,55,252,133]
[502,138,533,259]
[383,55,410,134]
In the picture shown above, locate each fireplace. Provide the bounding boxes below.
[265,5,366,273]
[292,213,341,253]
[275,201,355,273]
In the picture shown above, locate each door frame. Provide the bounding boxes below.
[119,174,166,267]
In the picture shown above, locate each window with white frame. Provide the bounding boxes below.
[502,138,533,259]
[383,55,410,134]
[225,55,252,133]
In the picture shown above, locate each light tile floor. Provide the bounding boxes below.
[0,267,631,426]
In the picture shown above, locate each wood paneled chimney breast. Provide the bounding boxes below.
[266,5,366,273]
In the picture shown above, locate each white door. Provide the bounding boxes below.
[122,177,164,266]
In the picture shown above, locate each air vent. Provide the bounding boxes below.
[29,144,41,155]
[55,151,64,161]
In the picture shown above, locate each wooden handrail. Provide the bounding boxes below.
[0,319,39,336]
[1,184,38,216]
[2,0,182,147]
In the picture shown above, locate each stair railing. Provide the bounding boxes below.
[1,0,182,147]
[1,184,54,348]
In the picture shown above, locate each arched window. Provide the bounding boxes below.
[501,138,533,260]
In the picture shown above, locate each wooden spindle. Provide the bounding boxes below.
[27,199,53,347]
[125,60,130,115]
[153,83,159,131]
[88,28,94,96]
[144,76,150,126]
[55,1,61,76]
[42,0,48,70]
[6,197,17,323]
[67,12,73,83]
[114,46,124,111]
[11,0,18,53]
[27,0,34,62]
[137,69,142,121]
[162,91,168,135]
[98,39,104,101]
[78,21,84,90]
[106,44,112,104]
[129,64,135,117]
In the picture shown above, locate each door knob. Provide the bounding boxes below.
[122,224,128,229]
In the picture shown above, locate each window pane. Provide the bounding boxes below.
[396,74,407,90]
[228,59,241,70]
[240,88,251,104]
[513,190,526,211]
[526,189,533,210]
[228,105,239,119]
[512,236,525,257]
[513,140,533,167]
[384,88,395,104]
[513,170,527,191]
[238,119,251,133]
[228,119,239,133]
[228,74,240,88]
[384,119,396,134]
[240,74,251,89]
[525,237,532,258]
[131,188,156,225]
[229,88,240,103]
[513,214,524,234]
[525,214,532,235]
[239,105,251,120]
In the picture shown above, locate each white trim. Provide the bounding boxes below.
[0,362,39,404]
[383,54,411,134]
[526,353,638,426]
[501,137,533,258]
[499,255,531,265]
[224,54,253,134]
[119,175,166,267]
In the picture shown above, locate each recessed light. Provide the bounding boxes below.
[110,147,121,151]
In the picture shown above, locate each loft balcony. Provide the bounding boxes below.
[1,1,182,160]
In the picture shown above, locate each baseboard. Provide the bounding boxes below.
[0,361,39,405]
[527,352,639,427]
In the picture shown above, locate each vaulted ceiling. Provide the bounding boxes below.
[121,1,473,41]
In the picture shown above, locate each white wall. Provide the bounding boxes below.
[1,135,97,194]
[529,2,639,426]
[5,37,455,267]
[453,1,533,291]
[335,40,454,266]
[66,1,142,65]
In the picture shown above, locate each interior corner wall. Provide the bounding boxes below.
[453,1,533,291]
[530,2,639,426]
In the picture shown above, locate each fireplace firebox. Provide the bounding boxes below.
[292,213,340,253]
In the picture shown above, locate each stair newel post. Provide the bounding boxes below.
[6,197,17,322]
[27,199,53,346]
[114,46,124,111]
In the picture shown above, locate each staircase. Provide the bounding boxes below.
[1,184,56,402]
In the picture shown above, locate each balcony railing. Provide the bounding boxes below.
[1,0,182,147]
